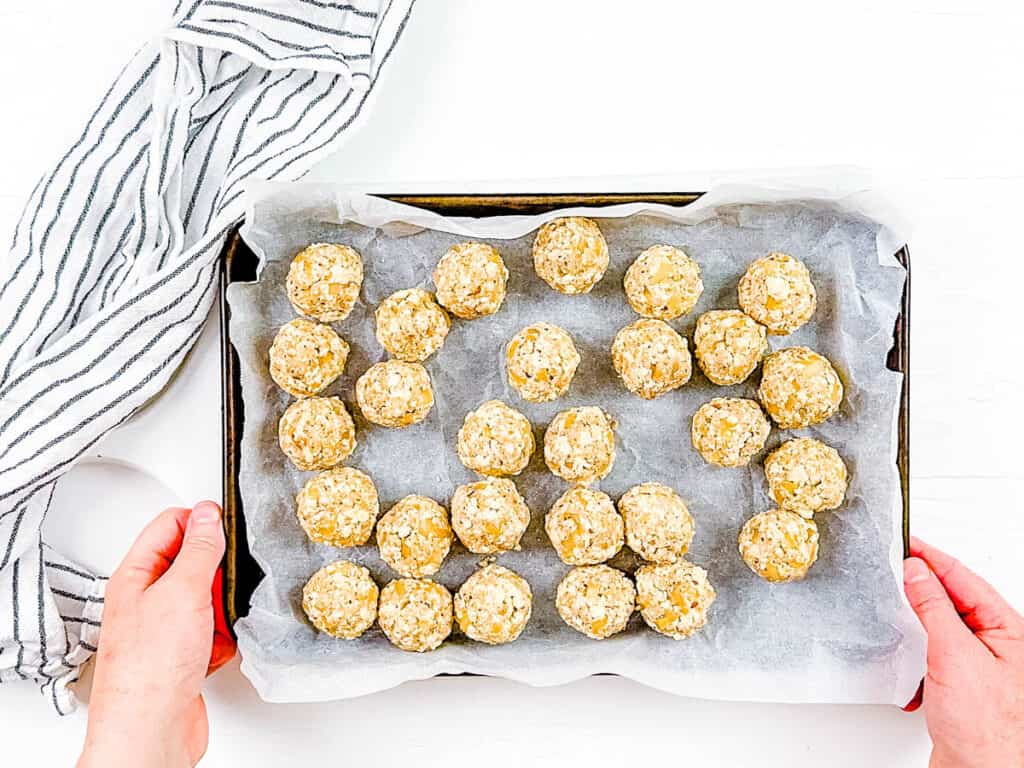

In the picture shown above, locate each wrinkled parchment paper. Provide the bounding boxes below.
[229,181,925,704]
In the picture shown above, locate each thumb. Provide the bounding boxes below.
[904,556,975,666]
[164,501,225,599]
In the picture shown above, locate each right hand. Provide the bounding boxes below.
[903,537,1024,767]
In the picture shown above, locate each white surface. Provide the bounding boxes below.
[1,0,1022,765]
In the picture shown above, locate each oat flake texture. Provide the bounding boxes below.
[618,482,694,564]
[456,399,535,477]
[287,243,364,323]
[505,322,580,403]
[759,346,843,429]
[556,565,636,640]
[693,309,767,386]
[623,244,703,320]
[737,252,817,334]
[433,241,509,319]
[278,396,357,471]
[268,318,349,398]
[543,406,616,485]
[302,561,379,640]
[356,360,434,429]
[532,217,609,295]
[611,318,692,399]
[376,495,453,578]
[690,397,770,467]
[764,438,848,517]
[378,579,453,653]
[454,564,533,645]
[738,509,820,583]
[295,467,379,547]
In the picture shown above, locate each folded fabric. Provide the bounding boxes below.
[0,0,416,714]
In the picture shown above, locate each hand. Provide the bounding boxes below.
[78,502,236,768]
[903,536,1024,767]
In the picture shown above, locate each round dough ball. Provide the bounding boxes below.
[456,400,535,476]
[545,487,624,565]
[693,309,768,386]
[611,319,692,399]
[738,509,819,583]
[738,252,816,335]
[635,560,715,639]
[454,564,532,645]
[287,243,363,322]
[532,216,609,294]
[555,565,636,640]
[764,438,848,517]
[378,578,453,652]
[355,360,434,428]
[623,245,703,320]
[543,407,616,486]
[451,477,531,554]
[691,397,770,468]
[433,241,509,320]
[279,396,357,471]
[301,560,378,639]
[374,288,450,362]
[618,482,694,564]
[268,318,349,398]
[506,322,580,403]
[758,346,843,429]
[376,495,453,578]
[296,467,379,547]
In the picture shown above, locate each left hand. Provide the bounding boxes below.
[78,502,236,768]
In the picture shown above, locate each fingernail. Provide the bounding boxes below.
[904,557,930,584]
[190,501,221,525]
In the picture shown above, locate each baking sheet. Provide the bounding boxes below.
[228,181,925,705]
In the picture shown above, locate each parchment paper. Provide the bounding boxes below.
[229,181,925,705]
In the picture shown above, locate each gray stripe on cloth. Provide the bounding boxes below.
[0,0,417,715]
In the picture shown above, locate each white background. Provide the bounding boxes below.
[2,0,1023,766]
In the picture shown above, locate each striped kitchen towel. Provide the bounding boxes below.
[0,0,416,714]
